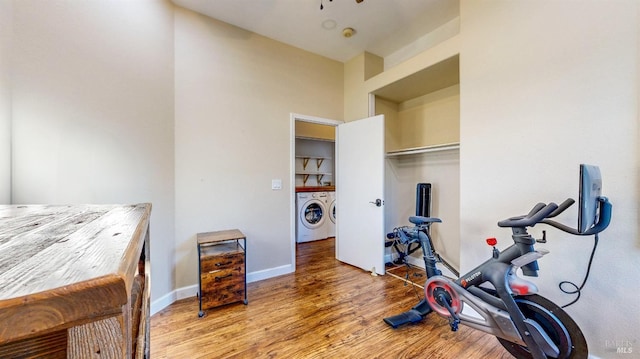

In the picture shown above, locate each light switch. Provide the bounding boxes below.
[271,179,282,190]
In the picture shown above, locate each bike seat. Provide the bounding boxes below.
[409,216,442,225]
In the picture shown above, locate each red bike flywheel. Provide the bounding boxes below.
[425,277,462,317]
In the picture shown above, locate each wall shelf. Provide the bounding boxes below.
[296,156,331,171]
[386,142,459,157]
[296,172,332,186]
[296,155,333,186]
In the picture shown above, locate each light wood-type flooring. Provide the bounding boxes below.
[151,238,512,358]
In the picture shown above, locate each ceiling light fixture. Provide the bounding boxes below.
[342,27,355,38]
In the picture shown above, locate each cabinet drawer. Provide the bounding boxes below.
[201,270,245,309]
[200,252,244,273]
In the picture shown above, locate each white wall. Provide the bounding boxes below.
[460,1,639,357]
[173,8,343,289]
[10,0,176,304]
[0,0,11,204]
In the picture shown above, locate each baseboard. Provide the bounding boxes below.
[150,264,295,316]
[150,289,179,316]
[407,256,458,278]
[385,243,459,278]
[247,264,294,283]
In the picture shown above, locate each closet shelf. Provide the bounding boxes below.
[386,142,460,157]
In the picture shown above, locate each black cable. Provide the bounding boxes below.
[404,261,425,301]
[388,227,424,301]
[395,237,423,301]
[559,233,599,308]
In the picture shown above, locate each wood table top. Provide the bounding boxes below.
[197,229,245,245]
[0,203,151,343]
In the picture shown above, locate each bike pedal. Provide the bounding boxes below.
[449,317,459,331]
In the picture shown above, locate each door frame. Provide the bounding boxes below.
[290,113,343,270]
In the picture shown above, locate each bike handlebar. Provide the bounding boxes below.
[497,196,611,236]
[497,202,559,228]
[546,198,575,218]
[526,202,547,218]
[543,197,612,236]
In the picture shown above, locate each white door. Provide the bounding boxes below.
[336,115,385,275]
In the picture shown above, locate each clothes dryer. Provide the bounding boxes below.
[296,192,328,243]
[326,191,336,238]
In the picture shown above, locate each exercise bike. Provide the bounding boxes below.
[383,164,612,359]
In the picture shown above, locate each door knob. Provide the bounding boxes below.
[369,199,383,207]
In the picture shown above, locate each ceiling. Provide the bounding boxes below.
[172,0,460,63]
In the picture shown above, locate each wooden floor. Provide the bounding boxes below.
[151,238,512,358]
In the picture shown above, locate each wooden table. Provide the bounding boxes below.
[0,204,151,358]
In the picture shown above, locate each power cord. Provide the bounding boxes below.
[559,233,599,308]
[384,227,428,303]
[402,261,423,302]
[390,234,424,302]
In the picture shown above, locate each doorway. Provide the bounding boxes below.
[290,113,342,270]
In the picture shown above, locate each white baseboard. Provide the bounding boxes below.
[385,251,458,279]
[247,264,293,283]
[404,255,458,278]
[150,289,178,316]
[150,264,295,316]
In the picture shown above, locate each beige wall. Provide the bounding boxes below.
[344,53,370,122]
[376,97,399,151]
[386,85,459,152]
[345,36,460,122]
[0,1,11,204]
[9,0,176,304]
[173,8,343,290]
[459,1,639,356]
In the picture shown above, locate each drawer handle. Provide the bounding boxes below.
[216,261,232,267]
[215,274,233,282]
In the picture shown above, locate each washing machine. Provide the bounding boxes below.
[296,192,328,243]
[326,191,336,237]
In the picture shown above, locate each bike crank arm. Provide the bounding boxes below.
[436,292,460,331]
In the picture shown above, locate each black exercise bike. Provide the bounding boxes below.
[384,165,612,359]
